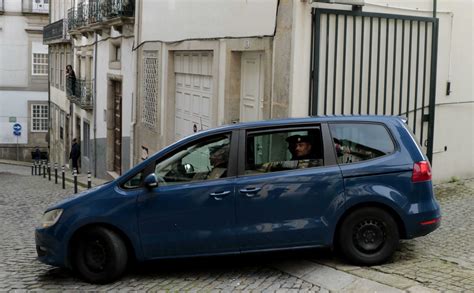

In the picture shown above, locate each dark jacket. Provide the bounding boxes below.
[70,143,80,160]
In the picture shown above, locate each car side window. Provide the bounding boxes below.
[330,123,395,164]
[154,134,231,186]
[123,171,143,189]
[245,127,324,175]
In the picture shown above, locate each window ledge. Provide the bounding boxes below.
[109,61,121,70]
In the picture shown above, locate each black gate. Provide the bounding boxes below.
[309,8,439,162]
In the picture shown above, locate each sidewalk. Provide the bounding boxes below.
[0,159,109,188]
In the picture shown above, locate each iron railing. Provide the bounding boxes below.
[88,0,103,24]
[66,78,94,111]
[22,0,49,14]
[43,18,69,43]
[67,0,134,31]
[309,8,439,162]
[100,0,134,19]
[75,1,88,28]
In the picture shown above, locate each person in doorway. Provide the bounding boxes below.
[33,146,41,162]
[69,138,81,174]
[66,65,76,96]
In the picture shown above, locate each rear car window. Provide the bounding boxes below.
[329,123,395,164]
[245,127,324,175]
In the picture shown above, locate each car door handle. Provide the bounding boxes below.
[239,187,261,194]
[209,190,231,200]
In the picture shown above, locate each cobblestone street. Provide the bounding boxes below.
[0,164,323,292]
[316,179,474,292]
[1,163,473,291]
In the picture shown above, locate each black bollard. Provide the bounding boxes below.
[62,165,65,189]
[54,163,58,184]
[48,162,51,181]
[73,168,78,194]
[31,162,34,175]
[34,161,37,175]
[43,162,46,179]
[87,171,92,189]
[39,161,42,176]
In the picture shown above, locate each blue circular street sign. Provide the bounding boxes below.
[13,130,21,136]
[13,123,22,132]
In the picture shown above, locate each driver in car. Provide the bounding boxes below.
[206,144,229,180]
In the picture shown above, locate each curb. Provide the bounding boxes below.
[273,260,438,293]
[0,160,102,189]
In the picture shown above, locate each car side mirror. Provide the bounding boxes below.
[144,173,158,188]
[183,163,194,174]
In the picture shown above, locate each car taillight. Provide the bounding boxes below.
[412,161,432,182]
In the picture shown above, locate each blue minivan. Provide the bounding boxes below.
[35,116,440,283]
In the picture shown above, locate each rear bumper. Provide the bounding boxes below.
[404,201,441,239]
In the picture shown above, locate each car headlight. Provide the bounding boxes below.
[41,209,63,228]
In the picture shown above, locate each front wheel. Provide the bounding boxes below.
[338,207,399,265]
[74,227,128,283]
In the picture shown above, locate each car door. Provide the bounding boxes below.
[137,131,239,259]
[235,123,345,251]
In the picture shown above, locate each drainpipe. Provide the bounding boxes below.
[47,46,51,161]
[93,33,98,177]
[131,0,141,166]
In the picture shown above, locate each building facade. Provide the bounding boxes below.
[0,0,49,161]
[131,0,473,182]
[46,0,473,182]
[43,0,73,167]
[51,0,136,178]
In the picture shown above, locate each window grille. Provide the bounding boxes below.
[33,53,48,75]
[31,104,48,132]
[141,50,159,129]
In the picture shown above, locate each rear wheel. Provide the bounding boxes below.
[338,207,399,265]
[73,227,128,283]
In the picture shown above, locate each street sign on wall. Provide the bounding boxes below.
[13,123,22,136]
[0,118,27,144]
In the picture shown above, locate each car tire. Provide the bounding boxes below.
[74,226,128,284]
[338,207,399,265]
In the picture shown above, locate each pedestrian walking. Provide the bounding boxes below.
[69,138,81,174]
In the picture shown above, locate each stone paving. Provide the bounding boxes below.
[1,162,474,292]
[0,164,323,292]
[317,179,474,292]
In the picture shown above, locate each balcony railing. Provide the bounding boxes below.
[67,0,134,31]
[101,0,134,19]
[66,78,94,111]
[22,0,49,14]
[43,18,69,43]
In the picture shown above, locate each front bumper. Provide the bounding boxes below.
[35,228,66,268]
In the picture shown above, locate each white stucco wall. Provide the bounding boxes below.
[141,0,278,42]
[4,0,21,12]
[0,91,48,144]
[289,0,473,181]
[0,15,29,87]
[0,6,48,88]
[94,31,135,141]
[50,86,70,111]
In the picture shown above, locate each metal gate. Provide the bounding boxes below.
[309,8,439,162]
